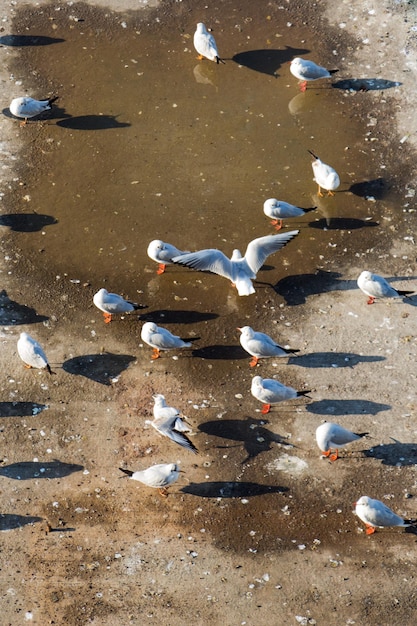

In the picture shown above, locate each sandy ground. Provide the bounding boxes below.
[1,1,417,625]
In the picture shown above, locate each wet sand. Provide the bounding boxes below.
[1,1,417,625]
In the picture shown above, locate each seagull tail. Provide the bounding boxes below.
[46,364,56,376]
[329,69,339,75]
[48,96,59,107]
[285,347,300,355]
[297,389,312,398]
[216,56,226,65]
[399,289,415,298]
[355,431,370,439]
[119,467,134,477]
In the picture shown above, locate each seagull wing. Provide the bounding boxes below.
[244,230,299,274]
[172,249,233,280]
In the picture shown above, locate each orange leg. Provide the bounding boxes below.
[24,363,32,369]
[321,450,332,458]
[365,524,376,535]
[249,356,259,367]
[20,118,28,127]
[317,184,324,197]
[103,312,112,324]
[299,80,307,92]
[157,263,166,275]
[261,403,271,415]
[151,348,160,360]
[367,296,375,305]
[327,190,335,197]
[329,449,339,462]
[271,218,283,231]
[158,488,168,498]
[196,54,204,60]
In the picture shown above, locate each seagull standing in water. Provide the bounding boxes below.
[17,332,54,374]
[119,463,181,496]
[354,495,416,535]
[147,394,198,454]
[141,322,192,359]
[193,22,225,64]
[93,288,141,323]
[263,198,316,231]
[238,326,299,367]
[290,57,338,92]
[357,270,414,305]
[308,150,340,196]
[251,375,311,414]
[172,230,299,296]
[147,240,189,275]
[315,422,369,461]
[9,96,59,125]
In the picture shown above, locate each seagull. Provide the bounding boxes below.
[251,375,311,414]
[148,394,198,454]
[290,57,338,92]
[172,230,299,296]
[354,495,416,535]
[93,288,142,323]
[141,321,192,359]
[9,96,59,125]
[316,422,369,461]
[193,22,225,64]
[357,270,414,305]
[308,150,340,196]
[17,332,54,375]
[147,240,189,275]
[263,198,316,231]
[238,326,299,367]
[119,463,180,496]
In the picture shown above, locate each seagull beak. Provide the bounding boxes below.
[237,327,242,331]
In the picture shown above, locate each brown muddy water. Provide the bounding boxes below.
[1,0,410,556]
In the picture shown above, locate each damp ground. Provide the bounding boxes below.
[1,1,417,625]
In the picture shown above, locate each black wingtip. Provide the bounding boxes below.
[329,69,339,75]
[46,364,56,375]
[48,96,59,106]
[298,389,312,398]
[119,467,134,477]
[216,56,226,65]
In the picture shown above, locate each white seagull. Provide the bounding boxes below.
[119,463,180,496]
[193,22,224,64]
[251,375,311,414]
[354,495,416,535]
[263,198,316,231]
[308,150,340,196]
[147,240,189,275]
[17,332,54,375]
[290,57,338,92]
[9,96,59,125]
[141,321,192,360]
[238,326,299,367]
[93,288,141,323]
[148,394,198,454]
[357,270,414,305]
[172,230,299,296]
[316,422,369,461]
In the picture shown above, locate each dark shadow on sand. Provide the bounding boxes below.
[307,399,391,416]
[288,352,385,368]
[192,344,246,360]
[232,46,309,77]
[0,290,49,325]
[333,78,401,92]
[349,177,388,199]
[139,309,218,324]
[274,270,355,305]
[199,417,292,462]
[0,460,84,480]
[0,213,58,232]
[0,402,48,418]
[309,217,379,231]
[0,513,43,531]
[364,442,417,466]
[181,481,287,498]
[0,34,65,46]
[57,115,130,130]
[62,353,136,385]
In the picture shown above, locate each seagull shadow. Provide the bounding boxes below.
[62,353,136,385]
[288,352,385,368]
[364,442,417,466]
[0,289,49,325]
[199,417,291,462]
[0,402,48,418]
[309,217,379,231]
[192,344,247,360]
[139,309,218,324]
[232,46,309,77]
[274,270,356,305]
[0,514,43,531]
[56,115,130,130]
[0,34,65,46]
[332,78,402,91]
[0,212,58,232]
[181,481,287,498]
[307,399,391,416]
[0,460,84,480]
[349,177,387,199]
